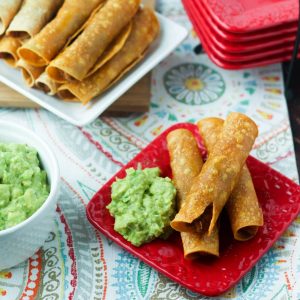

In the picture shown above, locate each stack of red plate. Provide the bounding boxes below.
[182,0,299,69]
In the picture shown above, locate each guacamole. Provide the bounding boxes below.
[0,144,49,231]
[107,167,176,247]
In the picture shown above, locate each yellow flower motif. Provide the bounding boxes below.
[184,77,204,91]
[0,288,6,296]
[0,271,11,279]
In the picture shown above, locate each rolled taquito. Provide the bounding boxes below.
[171,113,258,235]
[197,118,263,241]
[167,129,219,258]
[35,72,59,95]
[18,0,105,67]
[17,59,44,87]
[47,0,141,82]
[0,36,22,66]
[6,0,63,39]
[86,21,133,77]
[57,7,159,104]
[0,0,23,35]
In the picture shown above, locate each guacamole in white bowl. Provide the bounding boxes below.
[0,121,59,271]
[0,143,49,231]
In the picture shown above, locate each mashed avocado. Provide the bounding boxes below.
[0,144,49,231]
[107,167,176,246]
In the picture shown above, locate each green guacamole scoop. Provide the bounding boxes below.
[107,167,176,247]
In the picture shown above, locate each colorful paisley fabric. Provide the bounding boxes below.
[0,1,299,299]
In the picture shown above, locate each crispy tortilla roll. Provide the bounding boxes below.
[57,7,159,104]
[0,0,23,35]
[0,36,23,66]
[6,0,63,39]
[228,168,264,240]
[60,2,105,49]
[18,0,105,67]
[17,59,44,87]
[86,21,133,77]
[180,230,219,259]
[171,113,258,235]
[167,129,219,258]
[197,118,263,241]
[35,72,59,95]
[46,0,141,82]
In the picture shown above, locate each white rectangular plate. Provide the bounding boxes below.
[0,14,188,126]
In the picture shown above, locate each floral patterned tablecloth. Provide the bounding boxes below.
[1,1,300,299]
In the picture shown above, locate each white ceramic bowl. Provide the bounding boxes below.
[0,122,59,270]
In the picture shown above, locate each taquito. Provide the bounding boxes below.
[0,36,22,66]
[171,113,258,235]
[57,7,159,104]
[35,72,59,95]
[7,0,63,39]
[0,0,23,35]
[17,59,44,87]
[197,118,263,241]
[18,0,105,67]
[47,0,141,82]
[167,129,219,258]
[62,3,104,49]
[86,21,133,77]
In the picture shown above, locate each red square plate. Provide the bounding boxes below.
[183,0,299,69]
[199,0,298,33]
[197,0,298,43]
[86,123,300,296]
[192,0,297,54]
[186,0,297,61]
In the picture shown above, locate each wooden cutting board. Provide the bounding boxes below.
[0,0,156,113]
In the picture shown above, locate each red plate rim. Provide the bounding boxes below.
[197,0,298,42]
[190,0,297,54]
[200,0,299,33]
